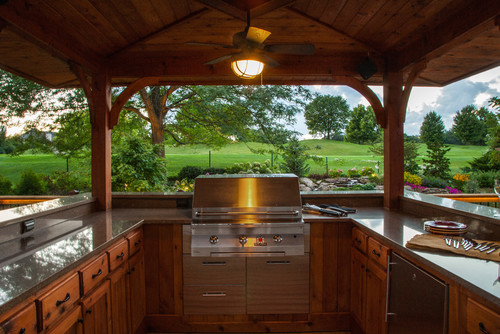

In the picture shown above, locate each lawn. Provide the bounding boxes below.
[0,141,489,183]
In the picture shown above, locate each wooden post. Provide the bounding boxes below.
[383,71,404,209]
[90,72,112,211]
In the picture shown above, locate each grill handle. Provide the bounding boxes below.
[195,210,300,217]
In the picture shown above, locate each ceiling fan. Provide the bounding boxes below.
[186,12,315,73]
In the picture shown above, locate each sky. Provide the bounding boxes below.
[297,65,500,138]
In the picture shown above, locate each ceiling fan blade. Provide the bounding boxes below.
[204,54,234,65]
[259,54,280,68]
[246,26,271,45]
[186,42,236,49]
[264,44,315,55]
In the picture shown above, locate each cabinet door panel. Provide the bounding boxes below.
[108,265,130,334]
[0,303,38,334]
[467,298,500,334]
[183,285,246,315]
[129,251,146,333]
[183,255,245,285]
[45,305,83,334]
[365,261,387,334]
[82,280,111,334]
[247,255,309,314]
[351,248,367,328]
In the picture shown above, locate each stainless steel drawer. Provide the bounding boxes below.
[183,285,246,314]
[183,255,245,285]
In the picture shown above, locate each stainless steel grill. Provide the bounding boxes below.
[190,174,306,257]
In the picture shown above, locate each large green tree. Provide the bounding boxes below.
[451,105,487,145]
[345,105,379,144]
[420,111,451,179]
[304,95,350,140]
[469,97,500,171]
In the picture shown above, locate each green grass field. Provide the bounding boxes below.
[0,141,489,184]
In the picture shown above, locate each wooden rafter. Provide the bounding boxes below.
[109,77,162,129]
[332,75,385,127]
[196,0,247,21]
[250,0,295,18]
[392,0,500,71]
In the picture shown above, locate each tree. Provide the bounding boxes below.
[124,85,311,157]
[404,140,420,174]
[451,105,486,145]
[420,112,451,179]
[304,95,350,140]
[469,97,500,171]
[420,111,445,144]
[279,138,311,177]
[345,105,379,144]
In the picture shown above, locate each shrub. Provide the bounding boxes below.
[45,171,91,195]
[167,178,194,192]
[421,176,449,189]
[351,183,376,190]
[451,173,470,191]
[470,171,499,188]
[227,160,279,174]
[328,169,343,178]
[404,172,422,185]
[346,168,361,177]
[308,173,328,180]
[368,174,384,185]
[177,166,204,180]
[279,139,310,177]
[16,170,46,195]
[464,179,479,193]
[0,175,13,195]
[202,167,226,175]
[360,167,375,176]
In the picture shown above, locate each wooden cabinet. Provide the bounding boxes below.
[45,305,83,334]
[466,298,500,334]
[0,303,38,334]
[128,251,146,333]
[79,253,109,296]
[127,229,143,256]
[107,239,129,272]
[81,280,112,334]
[108,265,130,334]
[351,227,389,334]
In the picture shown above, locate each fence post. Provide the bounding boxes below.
[209,151,211,168]
[326,157,328,176]
[271,153,274,167]
[66,157,69,172]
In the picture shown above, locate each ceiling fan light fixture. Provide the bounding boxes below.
[231,59,264,79]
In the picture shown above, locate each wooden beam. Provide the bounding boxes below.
[286,7,381,54]
[0,2,100,72]
[401,61,426,122]
[109,77,162,129]
[331,76,385,127]
[383,71,404,210]
[70,62,96,124]
[250,0,294,18]
[109,8,209,58]
[90,72,112,211]
[196,0,246,21]
[391,0,500,71]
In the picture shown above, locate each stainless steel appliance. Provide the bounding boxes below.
[190,174,307,257]
[387,253,448,334]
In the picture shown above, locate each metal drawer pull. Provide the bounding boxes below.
[267,260,291,265]
[116,252,125,260]
[134,240,141,246]
[19,328,25,334]
[92,269,102,279]
[479,322,489,334]
[56,292,71,306]
[202,261,226,265]
[202,292,227,297]
[372,249,381,257]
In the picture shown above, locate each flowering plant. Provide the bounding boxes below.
[405,182,427,192]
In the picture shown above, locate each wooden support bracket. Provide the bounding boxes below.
[401,61,427,122]
[69,62,96,125]
[109,77,162,129]
[332,75,385,127]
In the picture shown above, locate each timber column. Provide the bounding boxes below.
[383,71,404,209]
[90,72,112,210]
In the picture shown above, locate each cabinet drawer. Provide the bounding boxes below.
[183,285,246,315]
[38,273,80,331]
[0,303,38,334]
[352,227,368,253]
[467,298,500,334]
[127,229,143,256]
[107,239,129,272]
[79,253,109,295]
[367,238,389,268]
[183,255,245,285]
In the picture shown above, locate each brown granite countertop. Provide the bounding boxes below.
[1,205,499,315]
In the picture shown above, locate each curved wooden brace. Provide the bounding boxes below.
[109,77,162,129]
[69,62,96,124]
[332,75,385,127]
[401,61,427,122]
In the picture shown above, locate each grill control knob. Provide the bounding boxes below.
[273,235,283,243]
[209,235,219,244]
[239,235,248,246]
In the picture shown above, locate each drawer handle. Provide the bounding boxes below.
[267,260,291,265]
[202,261,226,266]
[479,322,489,334]
[202,292,227,297]
[134,240,141,246]
[355,238,362,245]
[56,292,71,306]
[372,249,381,257]
[116,252,125,260]
[92,269,102,279]
[19,328,25,334]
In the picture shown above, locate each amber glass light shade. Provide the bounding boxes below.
[231,59,264,79]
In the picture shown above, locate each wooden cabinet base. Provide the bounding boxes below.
[143,313,350,333]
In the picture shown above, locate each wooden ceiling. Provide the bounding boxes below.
[0,0,499,88]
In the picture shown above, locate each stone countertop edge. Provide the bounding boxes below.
[0,218,144,315]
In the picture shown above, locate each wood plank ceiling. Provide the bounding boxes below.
[0,0,499,88]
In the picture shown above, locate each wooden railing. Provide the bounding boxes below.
[0,196,62,210]
[434,193,500,208]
